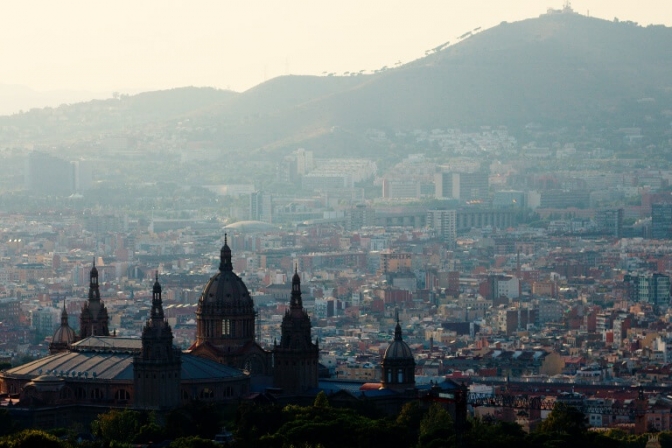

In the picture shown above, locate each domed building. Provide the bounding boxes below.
[381,312,416,392]
[0,272,249,428]
[0,236,328,429]
[188,236,272,375]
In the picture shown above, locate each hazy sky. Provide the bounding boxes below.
[2,0,671,94]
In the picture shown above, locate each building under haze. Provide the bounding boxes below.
[25,152,94,195]
[435,170,489,202]
[249,191,273,223]
[25,151,73,195]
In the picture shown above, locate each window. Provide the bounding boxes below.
[200,388,214,399]
[114,389,130,401]
[222,319,231,336]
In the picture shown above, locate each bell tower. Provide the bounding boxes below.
[273,268,319,394]
[79,259,109,338]
[133,273,182,409]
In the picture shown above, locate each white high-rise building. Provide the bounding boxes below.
[296,148,314,175]
[427,209,457,243]
[250,191,273,223]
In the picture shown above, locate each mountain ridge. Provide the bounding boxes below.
[2,12,671,150]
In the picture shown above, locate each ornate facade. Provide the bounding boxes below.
[273,268,319,394]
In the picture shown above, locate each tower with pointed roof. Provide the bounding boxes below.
[273,268,319,394]
[79,260,109,338]
[381,311,415,392]
[133,273,182,409]
[189,235,271,375]
[49,300,77,354]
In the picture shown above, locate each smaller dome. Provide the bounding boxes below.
[33,375,64,383]
[52,324,76,344]
[27,375,64,392]
[383,314,414,360]
[383,339,414,360]
[224,221,279,233]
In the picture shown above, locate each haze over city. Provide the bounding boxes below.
[2,1,672,446]
[2,1,672,100]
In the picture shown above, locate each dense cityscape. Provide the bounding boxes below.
[2,5,672,448]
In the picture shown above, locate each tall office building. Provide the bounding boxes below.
[295,148,314,175]
[435,172,460,199]
[346,204,375,231]
[71,160,95,192]
[624,273,671,307]
[427,209,457,244]
[435,171,489,202]
[25,151,74,195]
[595,208,624,238]
[652,203,672,239]
[459,171,489,202]
[249,191,273,223]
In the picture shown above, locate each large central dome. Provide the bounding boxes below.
[199,236,252,307]
[192,235,258,356]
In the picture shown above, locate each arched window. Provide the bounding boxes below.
[76,387,86,399]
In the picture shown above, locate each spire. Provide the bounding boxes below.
[151,271,164,321]
[89,258,100,301]
[60,298,69,326]
[394,309,402,341]
[219,233,233,272]
[290,266,303,309]
[153,271,161,294]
